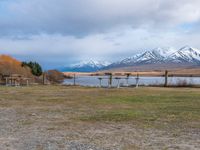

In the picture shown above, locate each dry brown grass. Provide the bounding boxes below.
[0,86,199,149]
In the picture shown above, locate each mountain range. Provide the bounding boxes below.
[59,60,111,72]
[60,46,200,72]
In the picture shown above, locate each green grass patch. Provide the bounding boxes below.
[0,86,199,129]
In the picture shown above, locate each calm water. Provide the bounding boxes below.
[63,76,200,87]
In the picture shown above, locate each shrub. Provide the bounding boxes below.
[176,79,193,87]
[46,70,65,84]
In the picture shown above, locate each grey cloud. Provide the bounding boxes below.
[0,0,199,37]
[0,0,200,69]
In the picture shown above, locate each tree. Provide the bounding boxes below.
[22,61,43,76]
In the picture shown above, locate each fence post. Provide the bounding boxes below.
[164,70,168,87]
[43,72,46,85]
[125,73,131,87]
[73,74,76,86]
[105,73,113,88]
[115,77,121,88]
[5,78,8,86]
[135,73,139,88]
[26,79,29,86]
[98,77,102,88]
[109,74,112,88]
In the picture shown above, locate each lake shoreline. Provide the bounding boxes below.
[63,68,200,77]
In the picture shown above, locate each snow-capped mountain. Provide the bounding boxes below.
[59,46,200,72]
[59,60,111,72]
[151,47,177,58]
[105,46,200,69]
[168,46,200,63]
[70,60,110,68]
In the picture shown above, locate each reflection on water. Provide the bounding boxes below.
[63,76,200,87]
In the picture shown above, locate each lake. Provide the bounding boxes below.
[63,76,200,87]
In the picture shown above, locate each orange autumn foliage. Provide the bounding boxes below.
[0,55,33,77]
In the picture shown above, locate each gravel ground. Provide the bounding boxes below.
[0,107,200,150]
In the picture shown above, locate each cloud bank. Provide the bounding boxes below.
[0,0,200,68]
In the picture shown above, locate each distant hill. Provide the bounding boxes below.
[59,60,110,72]
[0,55,33,77]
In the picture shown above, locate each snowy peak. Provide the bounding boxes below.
[179,46,197,51]
[119,54,141,64]
[60,60,111,72]
[106,46,200,69]
[169,46,200,63]
[140,51,158,60]
[119,47,176,65]
[152,47,176,58]
[71,60,111,68]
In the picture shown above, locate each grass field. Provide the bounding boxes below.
[0,86,200,149]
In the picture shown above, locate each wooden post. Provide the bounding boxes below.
[5,78,8,86]
[43,73,45,85]
[105,73,112,88]
[14,79,16,87]
[135,73,139,88]
[125,73,130,87]
[164,70,168,87]
[11,78,12,86]
[109,74,112,88]
[73,74,76,86]
[26,79,29,86]
[115,77,121,88]
[98,77,102,88]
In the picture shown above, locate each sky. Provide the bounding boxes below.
[0,0,200,69]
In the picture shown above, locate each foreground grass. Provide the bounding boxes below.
[0,85,199,129]
[0,85,200,149]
